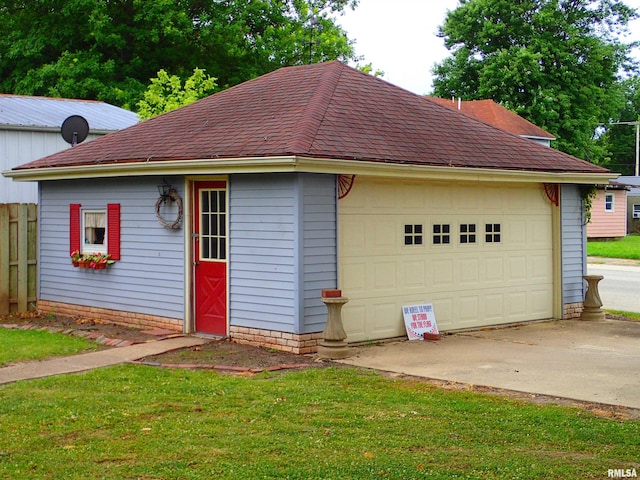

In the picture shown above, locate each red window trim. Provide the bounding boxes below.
[107,204,121,260]
[69,203,120,260]
[69,204,81,255]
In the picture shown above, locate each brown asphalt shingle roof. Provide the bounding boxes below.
[429,97,555,140]
[14,61,606,174]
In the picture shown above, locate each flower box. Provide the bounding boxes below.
[71,251,115,270]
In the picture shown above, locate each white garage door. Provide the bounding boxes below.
[338,178,554,343]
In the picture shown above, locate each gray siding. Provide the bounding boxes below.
[561,184,586,305]
[229,173,337,334]
[39,177,185,319]
[301,174,338,332]
[1,130,116,204]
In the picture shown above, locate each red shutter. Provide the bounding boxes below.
[107,203,121,260]
[70,204,81,255]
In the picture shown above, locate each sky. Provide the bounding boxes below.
[337,0,640,96]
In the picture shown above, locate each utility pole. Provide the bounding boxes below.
[307,16,322,64]
[611,121,640,176]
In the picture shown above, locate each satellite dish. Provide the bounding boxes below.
[61,115,89,146]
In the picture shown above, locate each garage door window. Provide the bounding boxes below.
[485,223,501,243]
[433,224,450,245]
[460,224,476,244]
[404,224,423,245]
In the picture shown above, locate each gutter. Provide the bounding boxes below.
[2,155,617,185]
[0,124,123,136]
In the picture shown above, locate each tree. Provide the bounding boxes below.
[596,76,640,175]
[432,0,637,161]
[137,69,217,119]
[0,0,358,109]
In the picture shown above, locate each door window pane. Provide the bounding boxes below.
[200,189,226,260]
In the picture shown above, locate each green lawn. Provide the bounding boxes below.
[0,327,98,366]
[588,234,640,260]
[0,365,637,479]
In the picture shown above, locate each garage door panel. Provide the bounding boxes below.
[373,220,397,249]
[531,254,552,280]
[458,296,480,325]
[372,261,398,292]
[485,293,505,321]
[531,287,553,317]
[485,257,505,282]
[508,256,528,282]
[459,258,480,285]
[507,291,528,317]
[344,304,366,339]
[341,219,366,254]
[339,178,554,340]
[404,260,427,289]
[432,258,454,286]
[509,220,528,246]
[340,260,367,294]
[529,218,552,245]
[372,303,403,338]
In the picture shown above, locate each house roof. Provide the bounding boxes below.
[0,95,138,133]
[616,175,640,195]
[428,97,555,141]
[8,61,608,180]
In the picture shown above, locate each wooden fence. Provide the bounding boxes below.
[0,203,38,314]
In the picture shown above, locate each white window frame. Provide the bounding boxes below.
[459,223,477,245]
[604,193,614,212]
[81,209,107,254]
[485,223,502,244]
[633,204,640,219]
[404,224,424,246]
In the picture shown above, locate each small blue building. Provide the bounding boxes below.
[3,62,613,353]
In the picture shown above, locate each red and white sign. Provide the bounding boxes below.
[402,303,438,340]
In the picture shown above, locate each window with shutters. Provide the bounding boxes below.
[70,203,121,261]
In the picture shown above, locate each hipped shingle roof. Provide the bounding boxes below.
[13,61,607,175]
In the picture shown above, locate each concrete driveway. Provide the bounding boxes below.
[338,319,640,409]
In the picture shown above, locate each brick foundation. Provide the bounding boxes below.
[229,326,323,354]
[37,300,182,332]
[563,302,584,320]
[37,300,322,354]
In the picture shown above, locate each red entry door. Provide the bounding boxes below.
[194,181,227,335]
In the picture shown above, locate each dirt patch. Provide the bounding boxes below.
[139,338,320,370]
[1,311,161,343]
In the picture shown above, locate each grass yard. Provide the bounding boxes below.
[587,234,640,260]
[0,365,637,479]
[0,327,98,366]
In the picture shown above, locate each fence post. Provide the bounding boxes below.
[17,204,28,312]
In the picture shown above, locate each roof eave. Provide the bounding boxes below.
[3,155,616,185]
[0,124,120,135]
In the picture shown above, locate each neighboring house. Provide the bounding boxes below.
[0,95,138,204]
[3,61,613,353]
[617,176,640,233]
[586,183,628,239]
[428,98,556,147]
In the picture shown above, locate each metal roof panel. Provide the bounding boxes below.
[0,95,138,131]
